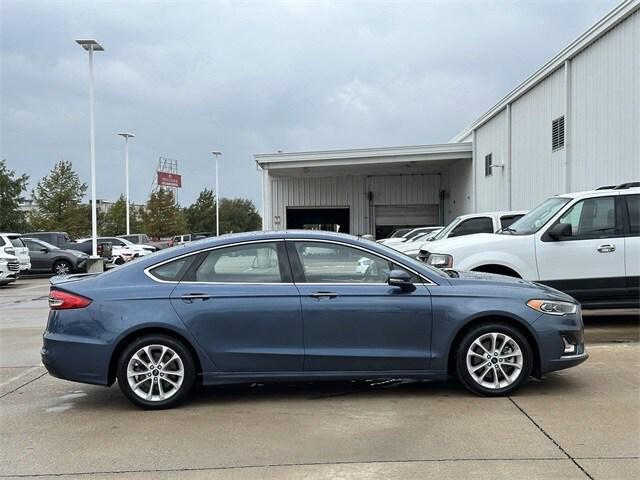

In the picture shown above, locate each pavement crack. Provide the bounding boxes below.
[509,397,594,480]
[0,372,47,400]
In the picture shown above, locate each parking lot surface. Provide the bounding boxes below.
[1,278,638,479]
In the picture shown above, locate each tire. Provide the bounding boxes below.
[117,334,195,410]
[455,323,532,397]
[52,260,72,276]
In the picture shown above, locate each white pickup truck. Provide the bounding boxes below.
[417,184,640,309]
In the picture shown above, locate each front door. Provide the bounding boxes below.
[288,240,432,372]
[536,194,626,304]
[170,241,304,373]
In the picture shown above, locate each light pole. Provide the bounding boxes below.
[76,39,103,259]
[117,133,135,235]
[211,151,222,236]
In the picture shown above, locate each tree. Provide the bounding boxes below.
[101,194,142,236]
[0,159,30,232]
[29,160,90,238]
[142,189,187,239]
[219,198,261,233]
[185,188,216,233]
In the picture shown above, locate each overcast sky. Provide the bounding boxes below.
[1,0,619,208]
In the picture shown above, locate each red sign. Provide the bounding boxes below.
[157,171,182,188]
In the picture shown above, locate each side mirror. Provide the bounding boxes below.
[387,269,415,291]
[548,222,572,240]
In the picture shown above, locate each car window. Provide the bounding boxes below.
[194,242,283,283]
[149,256,194,282]
[553,196,617,240]
[23,240,39,251]
[500,214,524,229]
[107,238,125,246]
[294,241,419,284]
[0,237,5,247]
[626,195,639,235]
[449,217,493,237]
[8,236,25,248]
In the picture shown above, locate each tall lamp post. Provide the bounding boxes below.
[117,133,135,235]
[76,39,104,259]
[211,151,222,236]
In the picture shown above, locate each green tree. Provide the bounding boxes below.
[29,160,90,238]
[0,159,30,232]
[219,198,261,233]
[101,194,142,236]
[142,189,187,239]
[185,188,216,233]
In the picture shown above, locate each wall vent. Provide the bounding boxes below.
[484,153,493,177]
[552,116,565,151]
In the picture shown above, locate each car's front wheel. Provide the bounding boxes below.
[53,260,72,276]
[117,334,195,409]
[456,323,532,396]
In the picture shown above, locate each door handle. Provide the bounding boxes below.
[309,291,337,299]
[181,293,211,303]
[597,244,616,253]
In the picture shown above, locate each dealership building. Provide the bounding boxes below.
[256,1,639,237]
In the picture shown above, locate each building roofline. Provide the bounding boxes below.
[450,0,639,143]
[255,142,472,167]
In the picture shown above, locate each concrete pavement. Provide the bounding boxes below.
[0,278,638,479]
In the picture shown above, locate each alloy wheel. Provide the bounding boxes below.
[54,261,71,275]
[465,332,523,390]
[126,344,185,402]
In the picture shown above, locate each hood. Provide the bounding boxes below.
[418,233,517,254]
[451,270,575,302]
[393,241,422,254]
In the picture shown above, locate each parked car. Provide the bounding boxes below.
[0,233,31,272]
[22,238,89,275]
[392,228,444,257]
[25,231,72,248]
[417,184,639,309]
[118,234,150,245]
[75,237,156,256]
[42,230,587,409]
[0,252,20,286]
[171,232,212,247]
[378,226,443,246]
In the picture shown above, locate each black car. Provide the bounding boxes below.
[22,238,89,275]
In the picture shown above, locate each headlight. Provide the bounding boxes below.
[527,299,577,316]
[427,253,453,268]
[0,258,8,264]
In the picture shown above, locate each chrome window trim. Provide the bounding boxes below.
[291,238,438,286]
[144,237,438,286]
[143,239,285,284]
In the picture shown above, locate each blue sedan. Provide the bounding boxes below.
[42,230,587,409]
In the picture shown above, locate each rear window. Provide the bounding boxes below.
[9,236,25,248]
[149,256,194,282]
[626,194,639,235]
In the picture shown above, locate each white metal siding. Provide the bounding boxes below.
[367,175,441,205]
[510,67,566,209]
[474,108,509,211]
[569,9,640,190]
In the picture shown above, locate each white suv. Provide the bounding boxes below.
[0,252,20,286]
[0,233,31,272]
[418,184,640,309]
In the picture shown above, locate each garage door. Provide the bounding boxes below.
[375,205,439,226]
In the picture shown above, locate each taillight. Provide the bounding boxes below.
[48,290,92,310]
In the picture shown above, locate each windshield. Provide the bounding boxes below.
[404,229,427,241]
[389,228,411,239]
[502,197,570,235]
[31,239,59,250]
[430,217,461,241]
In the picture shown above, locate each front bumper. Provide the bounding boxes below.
[534,310,589,375]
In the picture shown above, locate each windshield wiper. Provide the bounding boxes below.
[443,268,460,278]
[500,227,517,234]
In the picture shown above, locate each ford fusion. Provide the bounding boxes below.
[42,231,587,409]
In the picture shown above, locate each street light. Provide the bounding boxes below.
[117,133,135,235]
[76,39,104,259]
[211,151,222,236]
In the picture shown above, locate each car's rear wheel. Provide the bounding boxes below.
[53,260,72,276]
[456,323,532,396]
[117,334,195,409]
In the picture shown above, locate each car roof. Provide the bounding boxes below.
[456,210,528,220]
[557,186,640,199]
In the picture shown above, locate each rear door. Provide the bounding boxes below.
[288,240,432,372]
[535,194,626,304]
[623,194,640,304]
[169,240,304,373]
